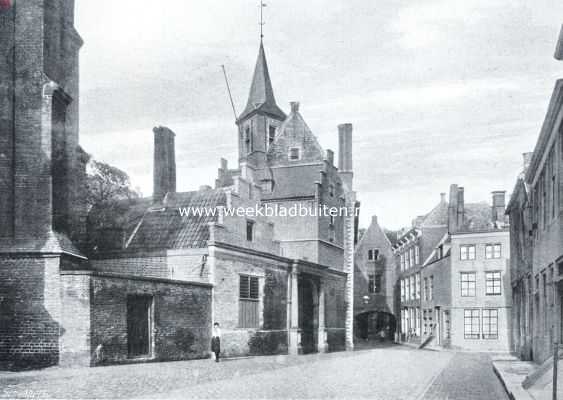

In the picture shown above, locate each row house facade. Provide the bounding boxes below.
[394,186,512,352]
[507,70,563,362]
[393,194,449,342]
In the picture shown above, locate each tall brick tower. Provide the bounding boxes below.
[0,0,84,369]
[237,41,286,185]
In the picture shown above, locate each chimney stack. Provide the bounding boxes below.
[522,152,533,173]
[153,126,176,203]
[448,184,459,233]
[326,149,334,165]
[457,187,465,229]
[491,191,506,222]
[338,123,353,190]
[440,193,446,203]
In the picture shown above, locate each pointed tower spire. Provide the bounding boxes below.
[238,42,286,122]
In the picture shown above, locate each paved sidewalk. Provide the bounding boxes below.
[492,355,535,400]
[422,353,510,400]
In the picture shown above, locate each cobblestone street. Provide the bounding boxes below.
[0,346,510,399]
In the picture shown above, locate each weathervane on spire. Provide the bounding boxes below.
[259,1,267,41]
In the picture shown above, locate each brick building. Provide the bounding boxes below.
[0,0,357,369]
[394,186,511,352]
[393,193,449,343]
[353,216,397,341]
[0,1,213,369]
[506,78,563,363]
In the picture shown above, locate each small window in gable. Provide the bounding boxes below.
[289,147,301,161]
[368,249,380,261]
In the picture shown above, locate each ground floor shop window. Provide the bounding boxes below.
[464,309,480,339]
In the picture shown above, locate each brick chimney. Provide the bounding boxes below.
[153,126,176,203]
[326,149,334,165]
[338,123,353,190]
[457,187,465,229]
[491,191,506,222]
[522,152,533,173]
[448,184,459,233]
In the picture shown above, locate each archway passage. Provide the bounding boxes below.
[354,311,396,342]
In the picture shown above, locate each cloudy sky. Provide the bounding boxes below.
[75,0,563,230]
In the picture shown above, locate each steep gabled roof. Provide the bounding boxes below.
[238,42,286,122]
[421,199,449,227]
[267,104,324,166]
[126,189,227,250]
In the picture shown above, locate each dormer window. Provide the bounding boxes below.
[289,147,301,161]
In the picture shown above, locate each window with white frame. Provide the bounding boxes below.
[409,247,414,267]
[460,245,476,260]
[485,271,501,295]
[400,254,405,271]
[423,278,428,301]
[410,276,415,300]
[460,272,476,297]
[429,276,434,300]
[415,246,420,264]
[405,250,410,269]
[415,274,421,299]
[485,244,502,259]
[482,309,498,339]
[464,309,480,339]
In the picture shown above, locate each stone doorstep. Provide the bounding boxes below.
[492,360,536,400]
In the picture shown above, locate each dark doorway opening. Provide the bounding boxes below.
[298,276,318,354]
[127,295,153,358]
[355,311,396,341]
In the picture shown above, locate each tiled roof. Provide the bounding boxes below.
[458,202,507,233]
[89,189,227,252]
[421,200,449,227]
[126,189,227,250]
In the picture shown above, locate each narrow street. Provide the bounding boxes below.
[0,346,509,399]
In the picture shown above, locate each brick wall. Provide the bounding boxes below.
[90,250,209,283]
[212,247,289,357]
[0,255,62,370]
[87,274,211,365]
